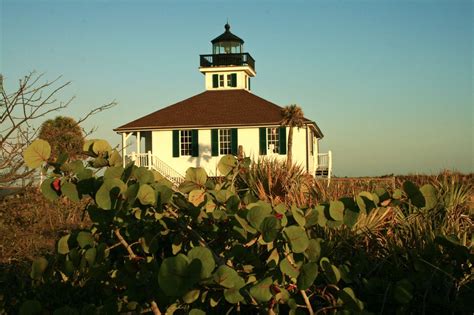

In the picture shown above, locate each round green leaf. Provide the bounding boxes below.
[92,139,112,154]
[260,216,280,242]
[224,276,245,304]
[189,310,206,315]
[338,287,363,311]
[249,277,273,302]
[320,257,341,284]
[420,184,437,210]
[24,139,51,168]
[218,154,238,175]
[291,205,306,227]
[329,200,344,221]
[182,289,200,304]
[134,167,155,185]
[187,246,215,279]
[84,248,97,266]
[315,205,327,227]
[283,226,309,253]
[58,235,70,255]
[95,178,126,209]
[158,254,191,296]
[185,167,208,185]
[108,149,122,167]
[104,166,124,180]
[61,181,79,202]
[279,256,302,279]
[137,184,156,206]
[403,181,425,208]
[305,238,322,262]
[77,231,94,248]
[297,262,318,290]
[247,205,272,230]
[30,257,48,280]
[343,209,359,228]
[188,189,206,207]
[40,178,59,201]
[213,265,240,289]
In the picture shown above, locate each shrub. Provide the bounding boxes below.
[12,139,472,314]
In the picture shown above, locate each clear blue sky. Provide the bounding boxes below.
[1,0,472,176]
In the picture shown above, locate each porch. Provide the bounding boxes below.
[316,150,332,181]
[126,151,185,187]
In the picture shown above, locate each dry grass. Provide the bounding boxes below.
[0,188,90,264]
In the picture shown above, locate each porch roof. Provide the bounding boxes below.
[114,90,323,138]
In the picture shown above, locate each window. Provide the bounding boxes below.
[309,130,314,155]
[227,73,237,87]
[219,129,232,154]
[180,130,192,156]
[219,75,225,87]
[267,128,279,154]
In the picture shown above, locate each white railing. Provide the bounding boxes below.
[317,153,329,169]
[128,152,185,187]
[316,150,332,185]
[150,155,185,186]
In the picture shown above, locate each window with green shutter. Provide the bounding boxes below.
[231,128,238,155]
[259,127,267,155]
[279,127,287,155]
[172,130,179,157]
[212,74,218,88]
[191,129,199,157]
[230,73,237,87]
[211,129,219,156]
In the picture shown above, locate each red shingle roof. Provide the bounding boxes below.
[114,90,322,136]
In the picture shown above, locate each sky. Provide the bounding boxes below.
[1,0,472,176]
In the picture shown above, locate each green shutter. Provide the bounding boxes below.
[231,73,237,87]
[259,127,267,155]
[172,130,179,157]
[212,74,218,88]
[279,127,287,155]
[248,78,251,90]
[231,128,238,155]
[211,129,219,156]
[191,129,199,157]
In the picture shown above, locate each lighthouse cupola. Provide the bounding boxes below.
[199,23,256,91]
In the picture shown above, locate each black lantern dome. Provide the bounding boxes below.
[211,23,244,54]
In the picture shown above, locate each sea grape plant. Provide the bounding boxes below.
[19,138,471,314]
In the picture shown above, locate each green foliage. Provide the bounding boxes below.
[38,116,84,161]
[23,139,51,168]
[16,138,473,314]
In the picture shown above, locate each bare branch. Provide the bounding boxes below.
[0,72,115,187]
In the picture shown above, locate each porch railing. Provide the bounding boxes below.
[200,53,255,71]
[128,152,185,187]
[316,151,333,185]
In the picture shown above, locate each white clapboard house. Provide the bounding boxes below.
[114,24,332,185]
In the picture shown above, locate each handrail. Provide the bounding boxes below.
[150,155,185,186]
[127,152,185,187]
[317,153,329,168]
[200,53,255,71]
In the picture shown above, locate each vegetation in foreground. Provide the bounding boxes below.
[0,139,472,314]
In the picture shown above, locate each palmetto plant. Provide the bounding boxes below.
[280,104,305,169]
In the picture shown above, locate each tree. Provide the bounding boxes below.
[0,72,116,187]
[280,104,305,169]
[38,116,84,161]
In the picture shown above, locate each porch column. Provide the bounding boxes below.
[122,133,127,166]
[136,131,141,154]
[135,131,141,166]
[121,132,133,166]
